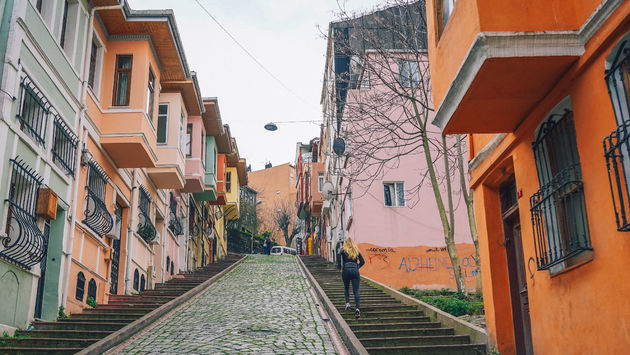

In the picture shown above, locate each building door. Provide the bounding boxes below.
[34,221,50,319]
[109,203,123,294]
[500,177,533,355]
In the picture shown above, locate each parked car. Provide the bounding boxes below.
[270,246,297,255]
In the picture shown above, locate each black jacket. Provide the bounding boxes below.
[337,250,365,270]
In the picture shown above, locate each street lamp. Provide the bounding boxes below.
[263,120,320,131]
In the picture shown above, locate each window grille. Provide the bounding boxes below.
[530,109,591,270]
[76,272,85,301]
[604,39,630,231]
[189,195,201,238]
[17,76,50,146]
[168,192,182,236]
[52,115,78,176]
[83,160,113,236]
[2,158,47,269]
[137,186,156,243]
[133,269,139,291]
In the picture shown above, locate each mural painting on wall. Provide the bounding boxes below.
[358,243,478,290]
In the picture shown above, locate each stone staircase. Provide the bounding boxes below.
[301,256,486,354]
[0,255,241,355]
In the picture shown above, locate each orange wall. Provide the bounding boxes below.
[358,243,478,290]
[466,11,630,354]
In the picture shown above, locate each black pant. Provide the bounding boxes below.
[342,266,360,309]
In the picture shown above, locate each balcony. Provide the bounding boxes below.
[428,0,614,134]
[99,110,158,168]
[147,146,185,189]
[192,136,218,200]
[208,154,227,205]
[224,166,240,220]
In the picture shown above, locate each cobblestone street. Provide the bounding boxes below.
[117,255,336,354]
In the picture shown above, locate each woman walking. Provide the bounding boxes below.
[337,238,365,320]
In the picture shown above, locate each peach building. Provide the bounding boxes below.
[249,163,297,245]
[427,0,630,353]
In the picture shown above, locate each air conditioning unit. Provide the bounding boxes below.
[106,214,121,240]
[150,231,161,245]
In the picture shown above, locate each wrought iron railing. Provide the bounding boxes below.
[137,187,156,243]
[2,158,47,269]
[17,76,50,146]
[604,120,630,230]
[168,192,183,236]
[530,173,592,270]
[52,116,78,176]
[83,187,113,236]
[189,196,201,238]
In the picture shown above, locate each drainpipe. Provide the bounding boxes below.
[60,1,124,307]
[125,169,139,294]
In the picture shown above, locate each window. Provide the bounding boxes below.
[170,261,174,275]
[384,182,405,207]
[133,269,139,291]
[146,68,155,118]
[157,104,169,144]
[18,76,50,146]
[87,279,97,300]
[185,123,192,157]
[399,60,419,88]
[75,272,85,301]
[166,256,170,272]
[318,173,324,192]
[137,187,157,243]
[88,39,102,91]
[604,35,630,231]
[436,0,457,37]
[60,1,69,49]
[36,0,43,12]
[226,172,232,193]
[140,274,146,291]
[52,116,78,176]
[113,55,132,106]
[530,102,591,271]
[200,131,205,164]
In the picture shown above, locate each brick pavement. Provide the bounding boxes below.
[117,255,337,354]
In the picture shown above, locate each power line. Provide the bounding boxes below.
[192,0,307,104]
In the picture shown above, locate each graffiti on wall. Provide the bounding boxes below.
[365,247,395,264]
[398,254,478,279]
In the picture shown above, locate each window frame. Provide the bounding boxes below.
[146,68,155,119]
[185,123,192,157]
[157,104,169,144]
[398,60,419,88]
[383,182,405,207]
[318,172,324,192]
[436,0,456,39]
[59,0,69,49]
[112,54,133,106]
[75,272,85,301]
[226,171,232,193]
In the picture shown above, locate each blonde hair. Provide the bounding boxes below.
[343,238,359,260]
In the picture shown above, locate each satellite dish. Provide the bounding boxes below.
[333,138,346,156]
[321,181,335,200]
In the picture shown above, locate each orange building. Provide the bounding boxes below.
[427,0,630,354]
[249,163,297,245]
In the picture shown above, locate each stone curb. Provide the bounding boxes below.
[361,275,488,345]
[296,257,368,355]
[77,255,247,355]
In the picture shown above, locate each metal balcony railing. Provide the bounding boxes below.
[83,187,113,237]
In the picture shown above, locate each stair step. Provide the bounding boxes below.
[81,307,156,314]
[350,322,445,331]
[342,310,425,319]
[70,313,146,320]
[353,328,455,338]
[365,343,487,354]
[0,347,83,355]
[33,321,127,331]
[0,337,100,348]
[16,329,114,339]
[335,304,417,312]
[360,335,471,347]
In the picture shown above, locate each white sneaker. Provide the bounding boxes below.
[345,303,351,311]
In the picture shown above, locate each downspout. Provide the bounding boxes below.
[126,169,139,294]
[61,1,124,307]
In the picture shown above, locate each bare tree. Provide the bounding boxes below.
[272,200,300,247]
[326,0,480,293]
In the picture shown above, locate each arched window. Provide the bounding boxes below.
[604,34,630,231]
[530,97,591,271]
[75,272,85,301]
[87,279,97,300]
[133,269,139,291]
[140,274,146,291]
[170,261,174,275]
[166,256,170,272]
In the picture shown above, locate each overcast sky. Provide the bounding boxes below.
[127,0,384,170]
